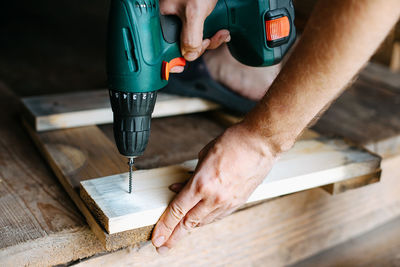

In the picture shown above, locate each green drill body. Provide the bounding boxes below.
[106,0,296,192]
[107,0,295,94]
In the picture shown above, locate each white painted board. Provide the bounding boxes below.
[81,138,380,234]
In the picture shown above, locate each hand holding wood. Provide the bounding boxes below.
[151,124,277,253]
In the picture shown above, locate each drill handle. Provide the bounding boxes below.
[159,0,296,67]
[107,0,296,93]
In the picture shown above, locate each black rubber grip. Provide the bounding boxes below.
[109,90,157,157]
[160,15,181,44]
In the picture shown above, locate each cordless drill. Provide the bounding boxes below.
[107,0,296,193]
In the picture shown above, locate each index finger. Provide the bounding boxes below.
[151,182,201,247]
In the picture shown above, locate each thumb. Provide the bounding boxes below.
[180,1,215,61]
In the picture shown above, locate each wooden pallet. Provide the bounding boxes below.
[22,94,381,249]
[3,62,398,264]
[18,62,399,252]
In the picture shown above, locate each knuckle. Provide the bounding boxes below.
[196,180,214,196]
[184,5,201,20]
[214,193,227,205]
[182,38,200,50]
[159,1,174,14]
[159,220,174,233]
[170,202,185,221]
[182,217,200,230]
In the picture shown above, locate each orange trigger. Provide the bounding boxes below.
[162,57,186,80]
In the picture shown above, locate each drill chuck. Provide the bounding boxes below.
[109,90,157,157]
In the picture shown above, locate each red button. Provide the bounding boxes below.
[265,16,290,41]
[162,57,186,80]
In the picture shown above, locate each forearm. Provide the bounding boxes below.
[242,0,400,154]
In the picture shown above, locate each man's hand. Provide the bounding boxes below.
[151,123,279,254]
[159,0,230,71]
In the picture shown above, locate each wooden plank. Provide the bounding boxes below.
[321,169,381,194]
[80,137,380,234]
[21,90,219,131]
[73,155,400,267]
[0,82,105,266]
[314,73,400,158]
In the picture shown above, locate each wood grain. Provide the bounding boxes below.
[23,121,147,250]
[0,82,104,266]
[74,155,400,267]
[22,90,219,131]
[80,138,381,234]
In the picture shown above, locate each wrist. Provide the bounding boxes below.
[237,120,297,157]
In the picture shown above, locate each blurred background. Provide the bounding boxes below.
[0,0,399,97]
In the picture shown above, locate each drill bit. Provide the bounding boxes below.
[128,157,134,194]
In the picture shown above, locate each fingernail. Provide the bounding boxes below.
[153,236,165,247]
[225,35,231,42]
[170,66,185,73]
[185,52,198,61]
[157,246,169,255]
